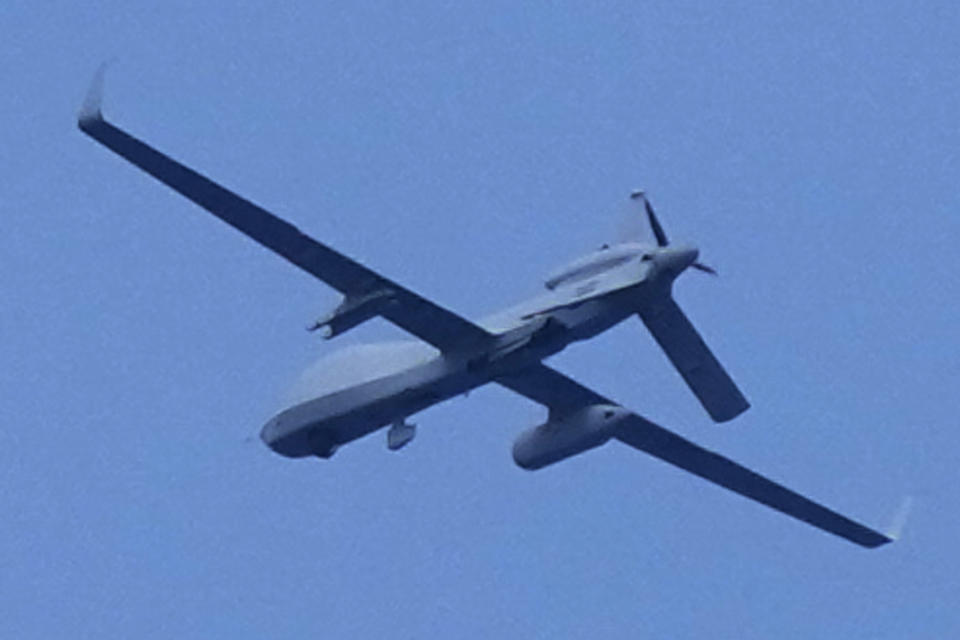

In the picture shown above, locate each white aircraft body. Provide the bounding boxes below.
[78,70,894,548]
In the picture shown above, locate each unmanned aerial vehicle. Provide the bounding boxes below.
[78,70,894,548]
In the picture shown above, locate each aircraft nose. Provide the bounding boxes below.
[260,416,281,447]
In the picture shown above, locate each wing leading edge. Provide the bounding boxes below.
[496,363,892,549]
[77,70,491,352]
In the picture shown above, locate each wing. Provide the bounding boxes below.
[77,70,491,352]
[496,363,892,548]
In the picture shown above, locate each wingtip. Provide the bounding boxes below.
[886,495,913,542]
[862,496,913,548]
[78,63,108,127]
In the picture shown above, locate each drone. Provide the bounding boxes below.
[79,69,896,548]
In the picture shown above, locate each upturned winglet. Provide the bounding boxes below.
[78,64,108,126]
[886,496,913,541]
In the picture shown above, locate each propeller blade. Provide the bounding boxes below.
[643,196,670,247]
[691,262,718,276]
[629,191,669,247]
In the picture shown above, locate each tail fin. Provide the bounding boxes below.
[638,296,749,422]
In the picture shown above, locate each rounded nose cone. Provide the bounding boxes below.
[260,416,280,447]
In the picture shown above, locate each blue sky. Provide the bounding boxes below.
[3,2,959,637]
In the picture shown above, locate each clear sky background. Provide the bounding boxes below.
[3,2,959,637]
